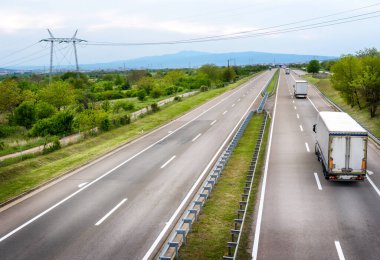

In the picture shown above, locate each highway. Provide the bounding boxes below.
[253,69,380,259]
[0,70,275,260]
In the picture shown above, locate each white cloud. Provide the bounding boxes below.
[0,10,65,33]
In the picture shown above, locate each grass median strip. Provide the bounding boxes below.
[303,75,380,137]
[179,113,267,259]
[0,74,258,204]
[266,69,279,94]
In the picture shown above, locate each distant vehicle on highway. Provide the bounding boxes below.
[285,68,290,74]
[313,112,367,181]
[292,80,308,98]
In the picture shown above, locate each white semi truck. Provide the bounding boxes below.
[285,68,290,74]
[313,112,367,181]
[293,80,308,98]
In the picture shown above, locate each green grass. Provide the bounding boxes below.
[0,74,258,204]
[303,75,380,137]
[266,69,279,94]
[236,115,270,259]
[179,113,267,260]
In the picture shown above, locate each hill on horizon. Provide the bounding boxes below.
[5,50,336,71]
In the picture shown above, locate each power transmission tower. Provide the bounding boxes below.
[40,29,87,83]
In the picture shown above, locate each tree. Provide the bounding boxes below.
[331,55,362,108]
[137,89,147,101]
[0,79,22,113]
[14,101,36,128]
[38,81,76,110]
[222,67,237,83]
[352,54,380,117]
[30,111,74,137]
[199,64,220,83]
[307,60,320,74]
[35,101,56,119]
[136,76,155,94]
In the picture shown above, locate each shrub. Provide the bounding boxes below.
[0,125,24,138]
[101,100,111,112]
[30,111,74,137]
[200,85,209,92]
[165,86,176,95]
[113,101,134,113]
[137,89,147,101]
[35,101,56,119]
[151,103,159,112]
[174,96,182,102]
[100,116,110,131]
[42,136,61,154]
[150,88,162,98]
[119,114,131,125]
[14,101,36,128]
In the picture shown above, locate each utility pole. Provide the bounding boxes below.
[40,29,87,84]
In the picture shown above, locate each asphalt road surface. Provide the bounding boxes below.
[253,69,380,260]
[0,70,275,260]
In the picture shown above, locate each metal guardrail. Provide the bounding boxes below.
[261,69,279,97]
[158,111,256,260]
[257,93,268,113]
[223,112,268,260]
[309,83,380,146]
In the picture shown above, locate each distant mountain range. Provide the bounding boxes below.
[3,50,336,72]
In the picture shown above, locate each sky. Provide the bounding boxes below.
[0,0,379,68]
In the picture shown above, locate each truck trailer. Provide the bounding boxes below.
[313,111,367,181]
[293,80,308,98]
[285,68,290,74]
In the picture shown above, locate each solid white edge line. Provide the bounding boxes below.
[335,241,346,260]
[307,96,319,112]
[160,155,176,169]
[367,176,380,197]
[210,120,217,126]
[95,198,127,226]
[314,172,323,190]
[252,69,280,260]
[299,125,304,132]
[78,182,88,188]
[143,71,272,260]
[0,72,269,243]
[191,133,202,142]
[305,142,310,152]
[223,110,228,115]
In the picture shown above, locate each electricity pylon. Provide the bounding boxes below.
[40,29,86,83]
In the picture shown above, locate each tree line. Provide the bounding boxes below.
[331,48,380,118]
[0,64,266,142]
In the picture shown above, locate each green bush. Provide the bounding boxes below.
[174,96,182,102]
[137,89,147,101]
[113,101,134,113]
[14,101,36,128]
[200,85,209,92]
[100,116,110,131]
[35,101,56,120]
[30,111,74,137]
[151,103,159,112]
[151,87,162,98]
[0,125,24,138]
[42,136,61,154]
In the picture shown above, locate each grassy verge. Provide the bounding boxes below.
[266,69,279,94]
[303,75,380,137]
[179,113,266,259]
[0,74,258,204]
[237,115,270,259]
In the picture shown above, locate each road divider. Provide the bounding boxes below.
[158,110,258,259]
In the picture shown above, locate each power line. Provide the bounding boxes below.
[85,5,380,46]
